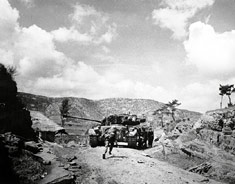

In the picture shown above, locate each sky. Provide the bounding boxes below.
[1,0,235,113]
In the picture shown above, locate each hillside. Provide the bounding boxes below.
[97,98,165,116]
[18,92,201,125]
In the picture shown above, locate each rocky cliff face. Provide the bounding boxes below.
[196,108,235,155]
[167,108,235,183]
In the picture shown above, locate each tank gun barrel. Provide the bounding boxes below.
[63,115,101,123]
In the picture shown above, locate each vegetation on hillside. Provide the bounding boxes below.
[60,98,71,127]
[0,63,43,184]
[153,99,182,127]
[0,63,35,139]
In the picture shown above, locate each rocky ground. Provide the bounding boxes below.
[3,131,234,184]
[46,143,223,184]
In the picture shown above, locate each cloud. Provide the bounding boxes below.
[15,25,70,78]
[32,61,172,103]
[1,0,225,114]
[152,0,214,39]
[52,3,117,44]
[179,81,219,112]
[152,8,190,39]
[94,23,117,44]
[0,0,19,45]
[102,46,110,53]
[0,0,71,82]
[184,22,235,77]
[93,53,118,63]
[51,27,92,43]
[0,0,118,96]
[70,3,101,25]
[0,49,14,66]
[19,0,34,8]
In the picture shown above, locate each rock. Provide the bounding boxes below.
[42,160,51,165]
[188,162,212,174]
[69,161,77,166]
[70,166,81,169]
[67,141,77,148]
[39,173,75,184]
[34,150,56,165]
[222,127,232,135]
[47,150,53,154]
[232,130,235,138]
[64,164,70,170]
[200,178,209,182]
[141,153,152,158]
[41,172,48,179]
[67,155,77,162]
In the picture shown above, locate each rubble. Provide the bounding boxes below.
[24,141,43,153]
[69,161,77,166]
[0,132,78,184]
[0,132,45,184]
[188,162,212,175]
[67,155,77,162]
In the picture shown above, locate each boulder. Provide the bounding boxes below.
[222,127,232,135]
[67,141,77,148]
[232,130,235,138]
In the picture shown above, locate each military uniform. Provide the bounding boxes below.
[102,127,117,159]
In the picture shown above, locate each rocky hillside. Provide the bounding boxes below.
[18,92,201,125]
[97,98,164,116]
[157,106,235,183]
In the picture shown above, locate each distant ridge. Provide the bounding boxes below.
[18,92,201,125]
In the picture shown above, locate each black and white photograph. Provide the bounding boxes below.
[0,0,235,183]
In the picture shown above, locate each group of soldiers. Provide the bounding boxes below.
[94,125,154,159]
[132,126,154,149]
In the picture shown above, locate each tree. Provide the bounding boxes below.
[0,64,35,140]
[165,99,181,122]
[226,85,234,107]
[153,106,170,127]
[219,84,234,108]
[6,66,17,79]
[219,85,226,109]
[59,98,71,127]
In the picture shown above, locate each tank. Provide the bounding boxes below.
[88,114,154,149]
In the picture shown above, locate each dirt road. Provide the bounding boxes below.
[74,146,224,184]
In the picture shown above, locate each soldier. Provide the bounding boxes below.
[102,127,118,159]
[147,128,154,147]
[159,128,168,159]
[142,127,147,148]
[137,127,143,149]
[124,125,129,141]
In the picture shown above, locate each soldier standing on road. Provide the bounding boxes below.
[159,128,168,159]
[102,127,118,159]
[147,127,154,147]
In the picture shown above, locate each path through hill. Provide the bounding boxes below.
[74,147,224,184]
